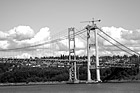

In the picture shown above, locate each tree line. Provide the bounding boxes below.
[0,62,139,83]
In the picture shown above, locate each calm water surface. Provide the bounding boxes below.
[0,83,140,93]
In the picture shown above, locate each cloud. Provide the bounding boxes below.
[59,38,85,51]
[15,53,32,58]
[0,41,9,49]
[0,25,140,57]
[0,31,8,40]
[100,27,140,47]
[54,51,69,56]
[8,26,34,41]
[5,26,51,50]
[99,51,112,56]
[101,26,124,46]
[55,41,68,51]
[76,50,85,56]
[28,27,50,44]
[75,38,85,48]
[121,29,140,40]
[98,26,140,55]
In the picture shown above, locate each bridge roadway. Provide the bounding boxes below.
[0,58,137,68]
[90,63,136,69]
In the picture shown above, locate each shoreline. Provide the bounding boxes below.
[103,80,140,83]
[0,80,140,86]
[0,81,67,86]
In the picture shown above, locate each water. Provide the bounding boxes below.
[0,83,140,93]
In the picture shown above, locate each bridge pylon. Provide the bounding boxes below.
[84,18,101,82]
[68,27,79,83]
[86,26,92,82]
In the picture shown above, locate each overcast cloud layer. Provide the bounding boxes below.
[0,26,139,58]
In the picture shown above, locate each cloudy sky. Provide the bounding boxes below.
[0,0,140,58]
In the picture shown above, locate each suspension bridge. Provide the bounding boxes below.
[0,18,139,83]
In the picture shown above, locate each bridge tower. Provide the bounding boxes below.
[84,18,101,82]
[86,25,92,82]
[93,21,101,82]
[91,18,101,82]
[68,27,79,83]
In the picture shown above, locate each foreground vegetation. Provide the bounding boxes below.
[0,63,139,83]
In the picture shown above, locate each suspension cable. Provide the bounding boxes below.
[75,28,87,41]
[97,33,133,55]
[97,27,140,56]
[0,28,86,51]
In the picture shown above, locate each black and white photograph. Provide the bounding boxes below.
[0,0,140,93]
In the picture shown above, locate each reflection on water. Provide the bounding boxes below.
[0,83,140,93]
